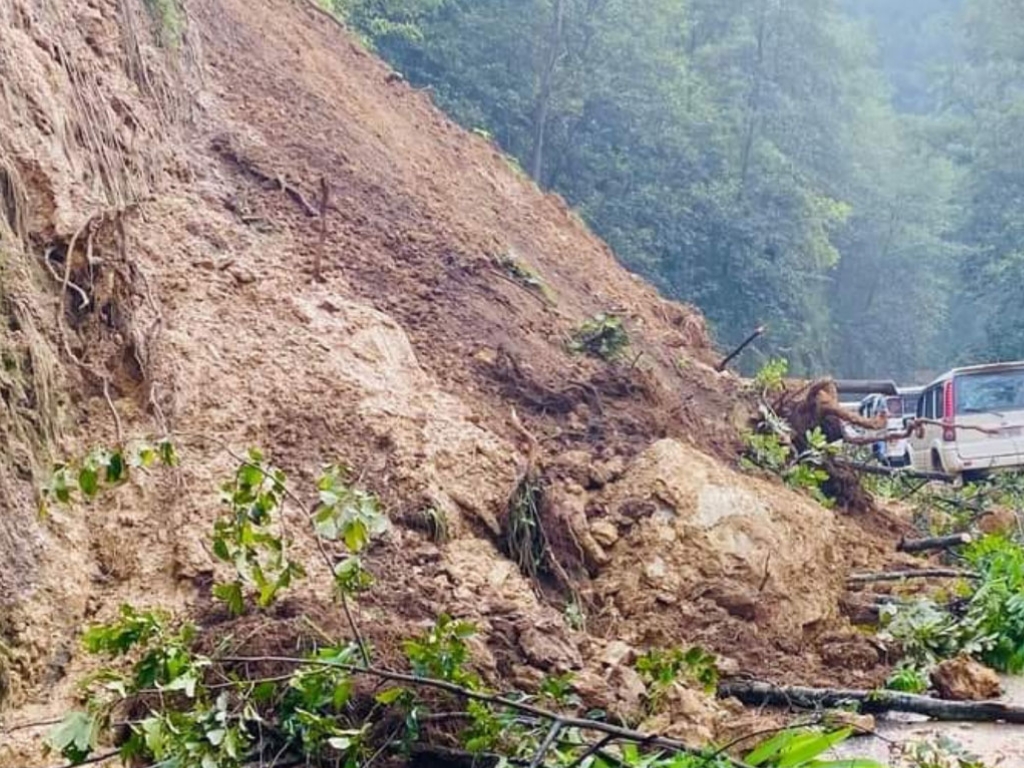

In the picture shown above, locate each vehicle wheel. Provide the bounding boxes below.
[902,452,911,468]
[931,449,943,473]
[963,470,986,484]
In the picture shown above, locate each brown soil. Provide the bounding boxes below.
[0,0,923,763]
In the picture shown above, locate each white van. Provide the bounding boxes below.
[858,393,911,467]
[909,361,1024,478]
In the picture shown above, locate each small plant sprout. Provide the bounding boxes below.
[635,646,720,712]
[568,313,630,361]
[494,252,555,301]
[212,449,305,614]
[40,439,178,513]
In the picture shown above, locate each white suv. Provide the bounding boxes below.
[909,361,1024,478]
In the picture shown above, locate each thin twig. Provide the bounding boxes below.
[565,733,616,768]
[41,249,90,309]
[846,568,978,584]
[530,719,563,768]
[1,717,64,734]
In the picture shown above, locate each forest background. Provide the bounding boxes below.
[323,0,1024,382]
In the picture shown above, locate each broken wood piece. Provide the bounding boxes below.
[846,568,978,584]
[715,325,765,372]
[898,532,972,553]
[718,680,1024,723]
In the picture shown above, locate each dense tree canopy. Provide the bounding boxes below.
[324,0,1021,383]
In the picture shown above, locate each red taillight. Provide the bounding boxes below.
[943,380,956,442]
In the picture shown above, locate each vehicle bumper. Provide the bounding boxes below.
[939,448,1024,474]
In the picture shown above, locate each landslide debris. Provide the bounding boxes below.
[0,0,903,762]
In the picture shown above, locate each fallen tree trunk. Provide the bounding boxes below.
[847,568,977,584]
[898,533,972,553]
[718,680,1024,723]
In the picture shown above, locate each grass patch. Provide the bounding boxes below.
[506,474,546,580]
[142,0,185,48]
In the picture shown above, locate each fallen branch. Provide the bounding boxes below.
[898,533,972,553]
[221,655,752,768]
[715,325,765,372]
[846,568,978,584]
[718,680,1024,723]
[833,459,953,483]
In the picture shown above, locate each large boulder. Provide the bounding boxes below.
[592,439,844,639]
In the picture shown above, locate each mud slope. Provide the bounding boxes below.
[0,0,897,760]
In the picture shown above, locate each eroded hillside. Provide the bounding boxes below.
[0,0,902,762]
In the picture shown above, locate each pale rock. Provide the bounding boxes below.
[590,520,620,548]
[517,624,583,672]
[600,640,636,668]
[643,556,668,586]
[608,664,647,717]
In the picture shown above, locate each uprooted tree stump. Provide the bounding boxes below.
[771,378,886,511]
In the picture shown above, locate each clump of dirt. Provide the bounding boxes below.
[0,0,908,762]
[931,657,1003,702]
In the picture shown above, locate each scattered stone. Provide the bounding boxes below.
[517,622,582,672]
[608,664,647,718]
[643,556,668,586]
[230,267,257,284]
[931,656,1002,701]
[590,520,620,548]
[825,710,876,734]
[600,639,636,668]
[702,582,759,621]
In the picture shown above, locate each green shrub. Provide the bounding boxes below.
[753,357,789,395]
[568,313,629,361]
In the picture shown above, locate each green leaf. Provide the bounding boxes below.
[212,536,231,562]
[746,730,798,766]
[343,519,369,553]
[78,466,99,498]
[376,686,407,705]
[162,672,199,698]
[213,582,245,615]
[45,711,99,764]
[777,728,852,768]
[206,728,226,746]
[328,736,353,751]
[105,451,126,483]
[159,439,178,466]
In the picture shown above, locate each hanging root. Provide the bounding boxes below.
[0,150,27,242]
[506,470,547,580]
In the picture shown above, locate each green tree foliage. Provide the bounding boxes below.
[327,0,965,379]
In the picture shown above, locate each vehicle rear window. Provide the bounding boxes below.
[955,370,1024,415]
[901,394,919,415]
[886,397,903,417]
